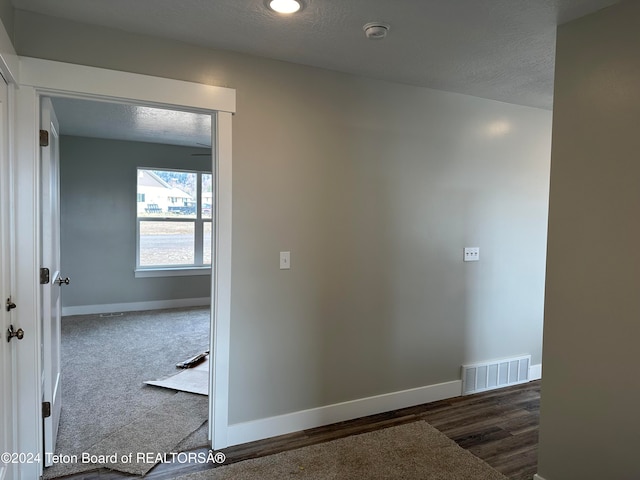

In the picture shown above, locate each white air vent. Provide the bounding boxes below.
[461,355,531,395]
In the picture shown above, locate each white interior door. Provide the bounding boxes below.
[40,97,63,464]
[0,74,16,480]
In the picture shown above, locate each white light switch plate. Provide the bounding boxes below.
[464,247,479,262]
[280,251,291,269]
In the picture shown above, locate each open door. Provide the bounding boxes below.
[40,97,64,463]
[0,72,16,480]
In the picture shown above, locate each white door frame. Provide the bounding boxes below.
[14,57,234,478]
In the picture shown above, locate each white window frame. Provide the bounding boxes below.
[135,168,213,277]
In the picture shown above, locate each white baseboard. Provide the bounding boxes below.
[533,474,547,480]
[529,363,542,381]
[227,379,462,447]
[62,297,210,316]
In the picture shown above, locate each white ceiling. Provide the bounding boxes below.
[21,0,621,145]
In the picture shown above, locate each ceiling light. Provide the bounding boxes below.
[268,0,302,14]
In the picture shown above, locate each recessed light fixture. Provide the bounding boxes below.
[268,0,302,14]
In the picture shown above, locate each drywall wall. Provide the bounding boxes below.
[0,0,13,41]
[537,1,640,479]
[59,136,211,310]
[16,11,551,425]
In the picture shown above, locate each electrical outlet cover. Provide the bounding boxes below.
[464,247,479,262]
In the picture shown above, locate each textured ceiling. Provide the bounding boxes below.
[13,0,621,110]
[24,0,622,146]
[51,98,212,148]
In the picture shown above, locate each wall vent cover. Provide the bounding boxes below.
[461,355,531,395]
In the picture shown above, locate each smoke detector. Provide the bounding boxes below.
[363,22,390,40]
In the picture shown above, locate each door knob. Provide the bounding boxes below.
[7,325,24,342]
[55,277,70,286]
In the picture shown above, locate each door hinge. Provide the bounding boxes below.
[40,267,50,285]
[40,129,49,147]
[42,402,51,418]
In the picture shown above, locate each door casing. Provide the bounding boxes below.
[13,57,234,478]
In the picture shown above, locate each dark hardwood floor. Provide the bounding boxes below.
[54,380,540,480]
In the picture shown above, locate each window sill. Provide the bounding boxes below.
[135,267,211,278]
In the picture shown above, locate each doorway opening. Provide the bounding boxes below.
[43,96,215,478]
[14,60,233,479]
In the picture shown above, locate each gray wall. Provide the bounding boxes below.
[16,12,552,425]
[60,136,211,308]
[538,1,640,479]
[0,0,13,42]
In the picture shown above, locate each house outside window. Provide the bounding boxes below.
[136,168,212,276]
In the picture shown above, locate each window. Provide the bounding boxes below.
[136,168,213,276]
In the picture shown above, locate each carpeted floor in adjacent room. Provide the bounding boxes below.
[44,306,212,478]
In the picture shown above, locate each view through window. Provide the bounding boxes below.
[137,168,212,268]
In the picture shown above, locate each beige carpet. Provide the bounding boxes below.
[85,392,209,476]
[176,421,507,480]
[44,392,208,478]
[45,308,211,479]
